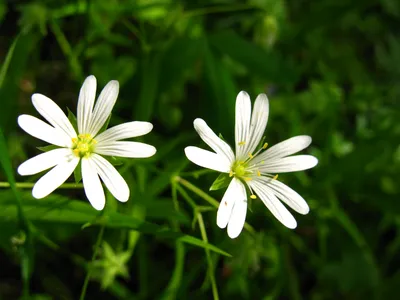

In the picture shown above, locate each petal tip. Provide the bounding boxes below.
[91,202,105,211]
[193,118,205,127]
[227,228,241,239]
[109,80,119,89]
[31,93,44,104]
[237,90,249,98]
[17,165,27,176]
[310,156,319,168]
[86,75,96,80]
[148,146,157,157]
[117,193,130,203]
[32,186,46,199]
[286,219,297,229]
[301,205,310,215]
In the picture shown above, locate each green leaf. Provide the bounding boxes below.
[134,53,162,121]
[73,159,82,183]
[0,129,34,286]
[37,145,60,152]
[203,38,236,134]
[209,30,298,84]
[158,37,203,92]
[67,107,78,133]
[0,191,231,257]
[0,31,40,131]
[98,113,112,134]
[104,155,123,166]
[209,173,232,191]
[178,235,231,257]
[0,34,19,88]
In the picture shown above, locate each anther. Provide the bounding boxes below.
[250,194,257,199]
[238,141,246,146]
[262,143,268,149]
[257,170,261,176]
[248,153,253,159]
[244,177,252,181]
[273,174,278,180]
[229,171,234,177]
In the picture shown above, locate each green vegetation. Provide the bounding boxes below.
[0,0,399,299]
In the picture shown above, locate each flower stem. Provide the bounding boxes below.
[79,224,105,300]
[197,213,219,300]
[175,176,257,236]
[0,182,83,189]
[163,181,185,299]
[174,176,219,207]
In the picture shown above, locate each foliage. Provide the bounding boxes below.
[0,0,399,299]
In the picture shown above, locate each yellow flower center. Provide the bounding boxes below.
[230,160,249,178]
[71,134,97,158]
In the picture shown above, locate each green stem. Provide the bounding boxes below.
[179,169,214,178]
[122,19,148,51]
[183,4,259,18]
[175,184,197,209]
[162,181,185,299]
[79,224,106,300]
[49,20,83,80]
[0,129,33,297]
[197,213,219,300]
[0,34,19,87]
[0,182,84,189]
[175,176,256,235]
[284,244,302,300]
[175,176,219,207]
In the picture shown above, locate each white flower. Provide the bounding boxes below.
[184,91,318,239]
[18,75,156,210]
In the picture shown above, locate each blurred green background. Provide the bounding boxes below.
[0,0,399,299]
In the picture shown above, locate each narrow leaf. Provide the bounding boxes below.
[210,173,232,191]
[0,191,231,256]
[67,107,78,133]
[37,145,60,152]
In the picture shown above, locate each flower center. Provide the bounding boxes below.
[231,161,247,178]
[71,134,97,158]
[230,142,270,181]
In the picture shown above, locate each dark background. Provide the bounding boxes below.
[0,0,399,299]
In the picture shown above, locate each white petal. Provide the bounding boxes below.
[95,141,156,158]
[32,156,79,199]
[81,158,105,210]
[31,93,77,139]
[77,75,97,134]
[248,180,297,229]
[18,148,74,176]
[88,80,119,136]
[252,136,312,164]
[217,178,244,229]
[91,154,130,202]
[259,177,309,214]
[18,115,72,147]
[244,93,269,156]
[258,155,318,173]
[235,91,251,160]
[184,146,231,173]
[193,118,234,163]
[227,181,248,239]
[95,121,153,143]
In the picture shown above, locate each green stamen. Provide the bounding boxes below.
[72,134,97,158]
